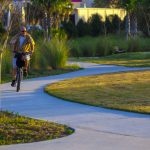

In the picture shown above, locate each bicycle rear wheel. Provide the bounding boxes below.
[16,68,23,92]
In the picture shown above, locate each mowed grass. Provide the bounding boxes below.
[0,111,74,145]
[45,70,150,114]
[71,52,150,67]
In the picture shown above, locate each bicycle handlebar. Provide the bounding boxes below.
[13,51,32,55]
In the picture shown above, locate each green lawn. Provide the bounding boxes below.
[0,65,79,145]
[0,111,74,145]
[70,52,150,67]
[45,70,150,114]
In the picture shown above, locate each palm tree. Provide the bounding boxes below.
[121,0,138,39]
[31,0,73,41]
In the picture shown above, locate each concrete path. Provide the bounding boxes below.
[0,62,150,150]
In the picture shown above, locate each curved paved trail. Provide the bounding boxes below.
[0,62,150,150]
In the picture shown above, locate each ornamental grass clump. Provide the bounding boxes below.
[1,46,12,75]
[44,38,69,69]
[31,40,49,70]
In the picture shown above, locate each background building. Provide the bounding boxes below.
[72,0,94,8]
[72,0,126,25]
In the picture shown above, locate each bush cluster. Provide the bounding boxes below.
[31,38,69,70]
[63,14,125,38]
[1,37,69,76]
[69,35,150,57]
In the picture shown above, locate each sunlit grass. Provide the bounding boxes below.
[70,52,150,67]
[45,70,150,114]
[0,111,74,145]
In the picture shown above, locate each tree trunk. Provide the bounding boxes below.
[126,13,131,40]
[43,12,48,42]
[47,13,51,41]
[130,12,137,37]
[143,11,150,36]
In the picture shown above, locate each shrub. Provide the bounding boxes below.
[69,35,150,57]
[50,28,67,40]
[88,14,104,36]
[79,38,97,57]
[30,29,44,40]
[127,38,140,52]
[112,15,122,34]
[1,47,12,75]
[69,40,81,58]
[62,21,77,38]
[76,19,90,37]
[43,38,69,69]
[31,40,49,70]
[105,17,113,34]
[96,37,115,56]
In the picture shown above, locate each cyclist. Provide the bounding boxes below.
[11,26,35,87]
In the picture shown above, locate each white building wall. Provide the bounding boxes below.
[74,8,126,25]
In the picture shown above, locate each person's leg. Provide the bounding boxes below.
[24,54,30,77]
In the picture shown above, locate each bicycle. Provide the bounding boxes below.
[15,52,31,92]
[15,52,25,92]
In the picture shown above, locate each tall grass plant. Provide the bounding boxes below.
[44,38,69,69]
[31,38,69,70]
[1,47,12,75]
[69,35,150,57]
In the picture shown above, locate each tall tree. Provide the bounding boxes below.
[138,0,150,36]
[93,0,120,8]
[31,0,73,41]
[120,0,139,39]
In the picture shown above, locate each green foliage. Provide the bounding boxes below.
[31,40,49,70]
[30,30,44,41]
[88,14,104,36]
[1,47,12,75]
[93,0,120,8]
[127,37,150,52]
[31,37,69,70]
[105,17,113,34]
[69,35,150,57]
[76,19,90,37]
[69,40,81,58]
[112,15,121,33]
[62,21,78,38]
[121,0,138,11]
[0,22,6,42]
[31,0,73,29]
[0,111,74,145]
[50,28,67,40]
[70,36,98,57]
[42,38,69,69]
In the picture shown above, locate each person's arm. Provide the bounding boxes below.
[31,43,34,53]
[28,34,35,53]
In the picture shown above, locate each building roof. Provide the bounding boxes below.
[72,0,82,2]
